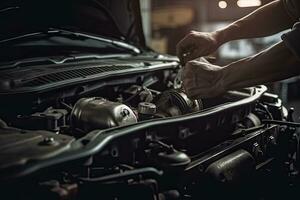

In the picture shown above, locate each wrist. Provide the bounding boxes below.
[214,23,241,46]
[219,64,233,92]
[213,30,227,47]
[220,57,252,91]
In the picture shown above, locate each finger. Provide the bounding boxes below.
[182,62,200,81]
[177,35,197,61]
[182,67,194,80]
[185,61,216,78]
[198,57,210,64]
[176,42,184,62]
[182,69,201,85]
[176,37,191,60]
[183,80,214,93]
[179,47,195,65]
[186,87,222,99]
[185,47,212,63]
[185,88,208,99]
[182,79,195,90]
[183,50,201,63]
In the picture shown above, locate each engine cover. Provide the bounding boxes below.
[71,97,137,131]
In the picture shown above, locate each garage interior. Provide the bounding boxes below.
[1,0,300,199]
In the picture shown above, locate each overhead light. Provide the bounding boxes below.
[218,1,228,9]
[237,0,261,7]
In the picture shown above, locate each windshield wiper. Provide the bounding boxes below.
[0,54,133,70]
[0,28,141,54]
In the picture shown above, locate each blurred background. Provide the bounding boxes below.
[140,0,300,119]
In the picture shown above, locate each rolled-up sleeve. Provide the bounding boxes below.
[282,23,300,59]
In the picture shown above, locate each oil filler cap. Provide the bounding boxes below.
[138,102,157,115]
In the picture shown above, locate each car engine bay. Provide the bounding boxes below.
[0,58,299,200]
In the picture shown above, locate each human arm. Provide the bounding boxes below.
[182,41,300,99]
[177,0,297,64]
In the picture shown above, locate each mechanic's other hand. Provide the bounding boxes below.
[182,61,225,99]
[176,31,219,64]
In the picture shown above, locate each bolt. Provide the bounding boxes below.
[252,142,263,158]
[179,128,190,139]
[280,127,287,133]
[198,165,205,172]
[269,135,277,146]
[111,147,119,157]
[41,137,58,146]
[121,109,130,117]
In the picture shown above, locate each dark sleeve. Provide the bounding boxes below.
[282,22,300,59]
[283,0,300,20]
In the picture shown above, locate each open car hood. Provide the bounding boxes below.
[0,0,146,47]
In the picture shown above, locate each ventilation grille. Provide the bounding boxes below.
[22,65,133,87]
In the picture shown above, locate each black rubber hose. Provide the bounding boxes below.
[262,120,300,127]
[79,167,163,183]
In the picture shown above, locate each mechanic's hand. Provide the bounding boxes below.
[182,60,225,99]
[176,31,220,65]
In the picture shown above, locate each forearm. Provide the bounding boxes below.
[215,0,295,45]
[222,42,300,90]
